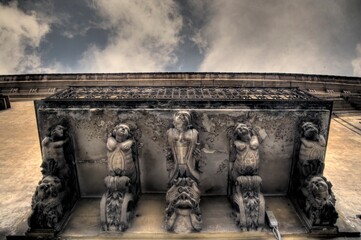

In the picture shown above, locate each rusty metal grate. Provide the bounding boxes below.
[47,86,318,101]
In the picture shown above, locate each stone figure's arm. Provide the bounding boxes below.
[119,139,134,150]
[166,147,174,172]
[107,137,117,151]
[52,137,69,148]
[318,135,326,147]
[234,140,247,151]
[166,129,174,172]
[42,137,50,147]
[193,130,204,172]
[300,138,314,148]
[250,135,259,150]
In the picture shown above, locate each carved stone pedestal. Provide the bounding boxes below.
[232,176,265,231]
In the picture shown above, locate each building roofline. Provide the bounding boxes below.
[0,72,360,81]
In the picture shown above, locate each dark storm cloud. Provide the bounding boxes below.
[0,0,361,76]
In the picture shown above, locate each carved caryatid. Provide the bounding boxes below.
[165,111,202,232]
[101,123,139,231]
[231,123,260,179]
[299,122,326,177]
[28,124,77,233]
[229,123,265,230]
[295,122,338,228]
[41,125,70,180]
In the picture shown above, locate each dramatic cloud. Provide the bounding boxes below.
[194,0,359,76]
[79,0,183,72]
[352,43,361,76]
[0,2,56,74]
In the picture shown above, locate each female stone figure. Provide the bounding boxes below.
[231,123,260,180]
[101,123,138,231]
[166,110,201,183]
[165,111,202,232]
[229,123,265,230]
[106,124,136,182]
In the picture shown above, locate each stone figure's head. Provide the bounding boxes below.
[302,122,319,140]
[235,123,252,141]
[113,124,130,142]
[308,176,330,204]
[35,176,62,201]
[48,125,66,140]
[173,111,192,131]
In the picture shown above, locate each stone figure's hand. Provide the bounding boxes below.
[120,140,133,150]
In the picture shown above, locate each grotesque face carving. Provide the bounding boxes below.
[235,123,251,141]
[169,178,200,210]
[309,176,329,203]
[36,176,62,201]
[113,124,130,142]
[302,122,319,140]
[173,111,191,131]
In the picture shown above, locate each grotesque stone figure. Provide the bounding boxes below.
[101,123,139,231]
[165,111,202,232]
[29,176,64,229]
[165,177,202,232]
[41,125,70,179]
[294,121,338,228]
[28,123,77,234]
[229,123,265,230]
[299,122,326,176]
[232,176,265,231]
[303,176,338,226]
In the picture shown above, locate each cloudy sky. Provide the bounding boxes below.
[1,0,361,77]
